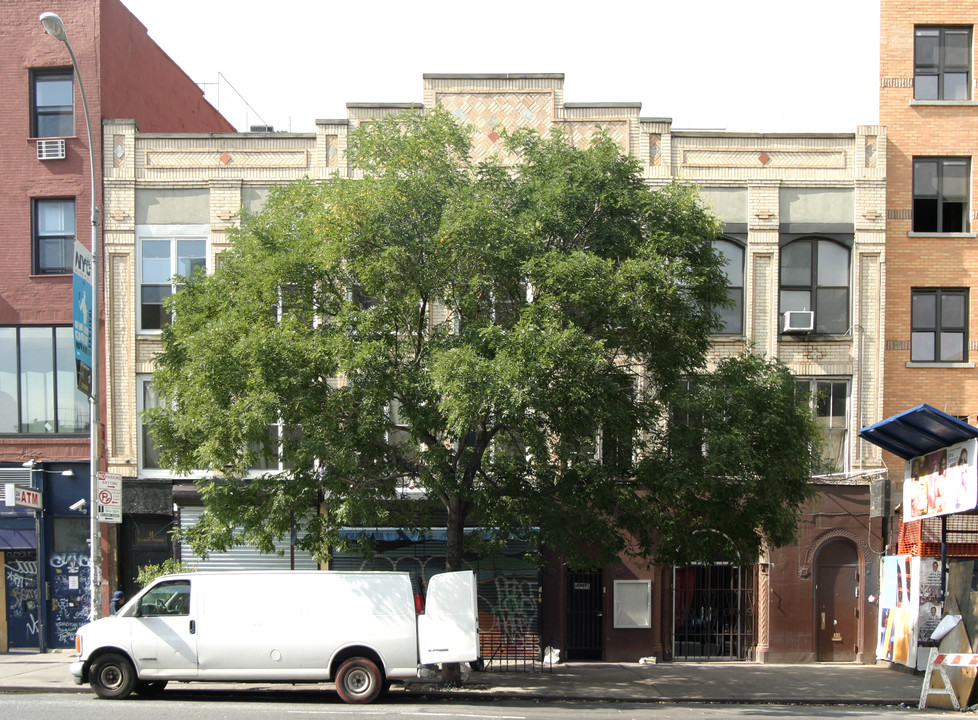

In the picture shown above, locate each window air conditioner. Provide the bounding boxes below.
[782,310,815,333]
[37,139,66,160]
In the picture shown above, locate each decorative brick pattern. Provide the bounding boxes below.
[881,77,914,87]
[865,136,877,169]
[682,149,847,169]
[648,133,661,166]
[561,120,629,152]
[436,91,555,163]
[145,148,309,169]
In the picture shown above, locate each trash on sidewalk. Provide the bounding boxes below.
[639,656,657,664]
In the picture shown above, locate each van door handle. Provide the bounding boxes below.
[189,620,196,634]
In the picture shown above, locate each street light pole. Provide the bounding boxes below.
[39,11,102,622]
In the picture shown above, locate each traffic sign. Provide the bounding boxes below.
[96,471,122,523]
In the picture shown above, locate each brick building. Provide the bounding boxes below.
[876,0,978,667]
[103,73,886,663]
[0,0,232,652]
[880,1,978,455]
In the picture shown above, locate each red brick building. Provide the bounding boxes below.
[880,2,978,553]
[0,0,232,651]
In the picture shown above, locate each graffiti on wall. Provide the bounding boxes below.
[4,550,40,648]
[48,552,90,647]
[491,576,537,646]
[338,542,540,659]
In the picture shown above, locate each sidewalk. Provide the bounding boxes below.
[0,651,924,706]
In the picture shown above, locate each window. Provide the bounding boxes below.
[33,199,75,274]
[912,288,968,362]
[713,239,744,334]
[139,377,162,471]
[915,26,972,101]
[796,378,848,473]
[0,326,89,434]
[138,226,208,331]
[779,237,850,334]
[667,380,705,463]
[31,70,73,138]
[913,158,970,233]
[138,580,190,617]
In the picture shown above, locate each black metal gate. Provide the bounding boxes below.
[567,570,603,660]
[673,565,754,660]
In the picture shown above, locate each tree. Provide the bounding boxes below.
[147,107,820,606]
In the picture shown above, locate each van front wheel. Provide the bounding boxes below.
[335,657,383,703]
[90,652,136,699]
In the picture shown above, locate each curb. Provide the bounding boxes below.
[0,683,923,707]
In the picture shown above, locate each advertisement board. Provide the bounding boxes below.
[903,438,977,522]
[72,241,93,396]
[878,554,918,665]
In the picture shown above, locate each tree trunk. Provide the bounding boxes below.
[445,495,466,572]
[441,494,468,686]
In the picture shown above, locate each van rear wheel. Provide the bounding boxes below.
[90,652,136,699]
[335,657,383,704]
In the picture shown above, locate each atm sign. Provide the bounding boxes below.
[4,484,43,510]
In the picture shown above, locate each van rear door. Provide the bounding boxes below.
[417,571,479,664]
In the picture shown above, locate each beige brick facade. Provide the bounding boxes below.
[103,75,887,483]
[103,74,885,664]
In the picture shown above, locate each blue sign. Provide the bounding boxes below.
[72,241,93,396]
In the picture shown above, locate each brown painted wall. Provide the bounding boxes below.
[766,485,881,663]
[541,485,881,664]
[540,552,670,663]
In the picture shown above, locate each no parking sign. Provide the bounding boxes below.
[96,471,122,523]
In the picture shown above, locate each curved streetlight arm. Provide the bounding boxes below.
[39,11,102,622]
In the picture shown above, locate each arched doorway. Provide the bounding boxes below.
[814,539,859,661]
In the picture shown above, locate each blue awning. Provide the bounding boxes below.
[859,404,978,461]
[0,527,36,550]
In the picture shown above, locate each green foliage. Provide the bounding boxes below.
[146,108,823,571]
[135,559,190,588]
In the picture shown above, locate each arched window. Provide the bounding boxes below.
[713,238,744,335]
[779,237,850,335]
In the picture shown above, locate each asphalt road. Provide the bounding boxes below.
[0,691,954,720]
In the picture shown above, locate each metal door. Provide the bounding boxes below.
[815,540,858,662]
[3,550,40,651]
[47,519,90,649]
[567,571,602,660]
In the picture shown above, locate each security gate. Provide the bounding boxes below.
[673,564,754,660]
[567,570,603,660]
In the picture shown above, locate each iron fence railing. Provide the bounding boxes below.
[478,630,554,673]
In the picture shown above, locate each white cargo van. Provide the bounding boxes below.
[70,570,478,703]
